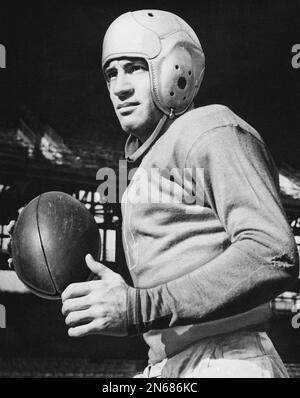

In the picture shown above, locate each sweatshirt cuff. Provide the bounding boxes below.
[126,286,142,335]
[126,284,175,335]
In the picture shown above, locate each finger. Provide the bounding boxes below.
[7,239,12,254]
[68,320,99,338]
[7,258,14,270]
[7,220,16,235]
[61,280,98,302]
[85,254,107,277]
[62,295,91,316]
[65,309,94,327]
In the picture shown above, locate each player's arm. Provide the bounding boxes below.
[125,125,299,334]
[62,125,299,337]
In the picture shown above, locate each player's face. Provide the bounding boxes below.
[104,58,163,142]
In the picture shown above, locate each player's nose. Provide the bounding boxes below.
[113,72,134,98]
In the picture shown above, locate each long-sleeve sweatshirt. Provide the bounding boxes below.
[121,104,299,364]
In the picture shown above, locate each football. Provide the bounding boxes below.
[11,191,100,299]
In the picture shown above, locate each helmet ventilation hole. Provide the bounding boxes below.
[148,13,154,17]
[177,77,187,90]
[175,65,179,70]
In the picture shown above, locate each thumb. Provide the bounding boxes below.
[85,253,107,277]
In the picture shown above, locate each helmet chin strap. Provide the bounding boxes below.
[125,113,169,163]
[143,112,169,147]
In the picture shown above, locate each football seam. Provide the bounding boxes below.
[21,279,61,300]
[36,193,60,296]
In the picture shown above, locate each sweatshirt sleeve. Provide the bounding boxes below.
[126,125,299,335]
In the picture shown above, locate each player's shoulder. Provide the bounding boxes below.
[156,104,264,163]
[169,104,263,144]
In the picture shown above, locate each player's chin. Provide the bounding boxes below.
[119,120,135,134]
[119,114,142,132]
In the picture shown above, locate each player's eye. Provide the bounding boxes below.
[105,69,117,82]
[126,62,148,74]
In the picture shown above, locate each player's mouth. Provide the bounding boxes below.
[117,102,139,115]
